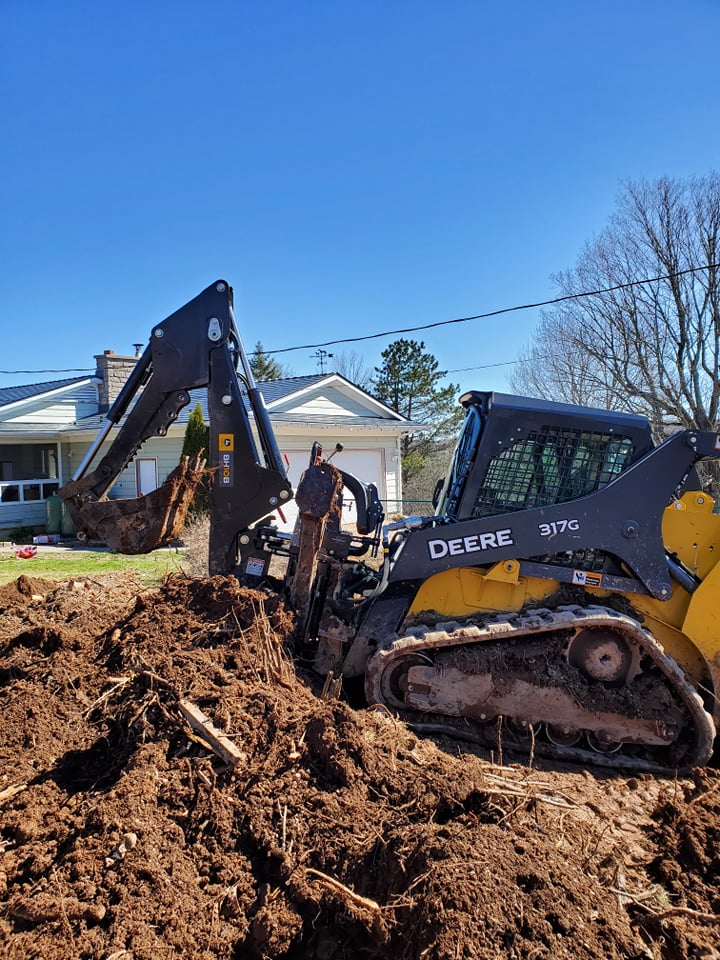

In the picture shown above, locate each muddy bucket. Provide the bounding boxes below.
[60,455,207,554]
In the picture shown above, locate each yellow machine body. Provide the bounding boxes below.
[406,491,720,722]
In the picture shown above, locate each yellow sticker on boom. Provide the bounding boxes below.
[219,433,235,451]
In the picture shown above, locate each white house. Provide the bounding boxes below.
[0,351,415,538]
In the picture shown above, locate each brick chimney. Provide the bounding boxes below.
[94,350,140,413]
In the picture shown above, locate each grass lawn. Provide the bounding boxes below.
[0,547,188,587]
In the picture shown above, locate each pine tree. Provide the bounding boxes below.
[181,402,210,514]
[250,342,286,381]
[372,339,461,487]
[182,403,209,457]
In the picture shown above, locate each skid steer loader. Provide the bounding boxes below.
[60,281,720,773]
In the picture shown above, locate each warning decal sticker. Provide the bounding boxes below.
[572,570,603,588]
[245,557,266,577]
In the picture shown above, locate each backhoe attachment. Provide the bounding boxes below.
[59,280,292,567]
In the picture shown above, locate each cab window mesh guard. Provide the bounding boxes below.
[473,427,634,517]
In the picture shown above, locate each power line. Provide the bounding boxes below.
[445,358,546,374]
[267,262,720,356]
[0,368,94,375]
[2,263,717,378]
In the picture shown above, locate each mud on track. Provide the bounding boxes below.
[1,573,718,960]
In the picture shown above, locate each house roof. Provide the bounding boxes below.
[1,369,416,439]
[67,372,409,432]
[0,377,91,409]
[250,374,328,404]
[0,373,348,411]
[255,374,404,419]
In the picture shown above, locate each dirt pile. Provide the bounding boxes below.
[1,573,719,960]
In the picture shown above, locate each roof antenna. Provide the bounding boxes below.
[311,348,334,374]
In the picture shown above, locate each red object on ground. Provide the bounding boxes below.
[15,545,38,559]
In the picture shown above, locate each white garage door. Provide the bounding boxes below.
[274,448,385,532]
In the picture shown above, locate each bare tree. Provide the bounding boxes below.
[332,350,373,391]
[513,174,720,442]
[511,313,626,410]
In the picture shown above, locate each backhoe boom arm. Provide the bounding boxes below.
[59,281,292,567]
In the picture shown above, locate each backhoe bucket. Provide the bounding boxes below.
[60,455,207,554]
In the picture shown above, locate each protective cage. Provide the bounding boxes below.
[472,426,636,517]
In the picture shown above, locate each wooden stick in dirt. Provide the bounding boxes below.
[609,887,720,924]
[305,868,383,914]
[178,698,246,767]
[653,905,720,924]
[304,869,390,943]
[0,783,27,805]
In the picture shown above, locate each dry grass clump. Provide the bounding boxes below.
[180,513,210,577]
[180,514,289,579]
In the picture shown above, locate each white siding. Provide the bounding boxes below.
[61,444,85,485]
[0,501,47,536]
[108,438,184,498]
[60,437,184,499]
[272,385,384,421]
[68,431,383,511]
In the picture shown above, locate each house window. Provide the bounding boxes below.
[0,484,19,503]
[0,444,58,481]
[0,480,59,503]
[136,459,158,496]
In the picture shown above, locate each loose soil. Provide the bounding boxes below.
[1,573,718,960]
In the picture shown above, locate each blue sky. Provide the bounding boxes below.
[2,0,719,397]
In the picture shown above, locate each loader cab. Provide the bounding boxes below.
[436,391,654,521]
